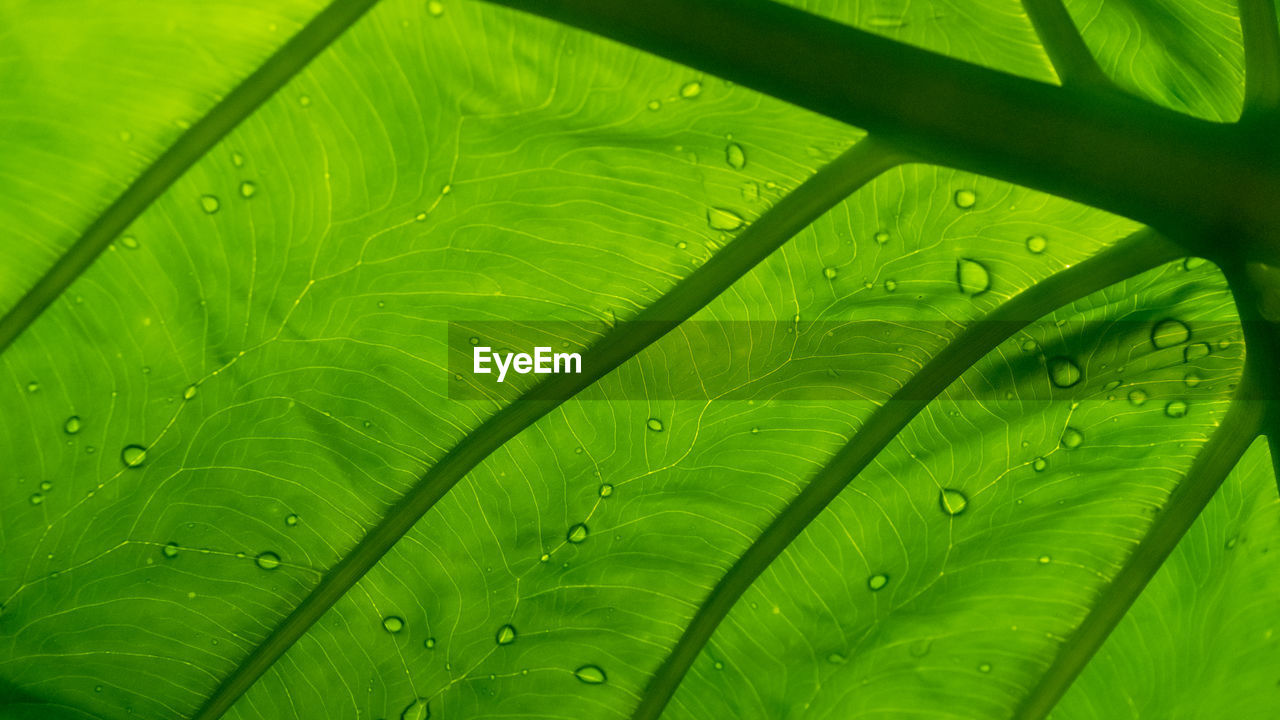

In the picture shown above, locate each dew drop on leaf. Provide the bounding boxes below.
[424,637,436,649]
[1038,555,1051,564]
[427,0,444,17]
[1164,400,1189,418]
[285,513,300,527]
[1047,356,1082,388]
[199,195,220,214]
[566,523,589,544]
[953,189,977,209]
[495,623,517,645]
[1184,372,1202,388]
[867,573,889,591]
[680,81,702,98]
[1183,342,1211,363]
[1025,235,1047,254]
[1032,456,1047,472]
[162,542,179,559]
[1150,319,1190,349]
[120,235,139,250]
[183,384,198,401]
[26,381,39,393]
[1128,389,1148,406]
[255,551,281,570]
[574,665,607,684]
[121,445,147,468]
[28,493,43,506]
[1060,427,1084,449]
[239,181,257,198]
[598,484,613,498]
[956,258,990,295]
[646,418,664,432]
[63,416,82,435]
[647,99,661,111]
[706,207,744,231]
[978,662,992,673]
[827,652,848,664]
[884,279,898,292]
[298,95,311,107]
[382,616,404,634]
[1183,257,1207,271]
[939,488,968,516]
[873,230,890,245]
[231,152,244,167]
[725,142,746,169]
[400,697,430,720]
[40,481,52,492]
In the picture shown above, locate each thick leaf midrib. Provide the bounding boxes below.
[0,0,381,356]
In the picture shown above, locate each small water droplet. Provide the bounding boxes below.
[120,235,140,250]
[956,258,991,295]
[826,652,848,664]
[1164,400,1189,418]
[495,623,517,645]
[647,99,661,111]
[567,523,589,544]
[424,636,437,649]
[39,480,52,492]
[1183,257,1207,271]
[707,207,744,231]
[1060,427,1084,449]
[823,266,838,280]
[255,551,281,570]
[873,230,889,245]
[1184,372,1202,388]
[199,195,221,214]
[574,665,607,684]
[939,488,968,516]
[1183,342,1211,363]
[867,573,889,591]
[1128,389,1148,406]
[121,445,147,468]
[978,662,992,673]
[26,381,39,393]
[1025,235,1047,254]
[598,484,613,498]
[953,189,977,209]
[162,542,180,559]
[725,142,746,169]
[383,616,405,634]
[1150,319,1190,349]
[285,513,300,527]
[1047,356,1082,388]
[28,493,43,505]
[63,416,82,435]
[183,384,198,400]
[400,697,430,720]
[1225,536,1238,550]
[884,279,898,292]
[1032,456,1047,472]
[1038,555,1051,564]
[1021,339,1039,353]
[298,95,312,107]
[427,0,444,16]
[646,417,664,432]
[239,181,257,198]
[680,81,702,98]
[231,152,244,167]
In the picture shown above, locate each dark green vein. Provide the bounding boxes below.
[629,229,1182,720]
[1021,0,1112,88]
[1014,372,1264,719]
[191,139,904,720]
[0,0,382,356]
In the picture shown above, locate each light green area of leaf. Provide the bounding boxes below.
[0,0,1272,719]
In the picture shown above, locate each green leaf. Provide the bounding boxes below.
[2,1,1276,720]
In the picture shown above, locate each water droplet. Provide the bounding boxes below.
[39,480,52,492]
[1032,456,1047,472]
[1183,256,1207,271]
[740,181,760,202]
[239,181,257,198]
[285,513,300,527]
[598,484,613,498]
[566,523,589,544]
[707,207,744,231]
[823,266,838,280]
[183,384,198,401]
[1150,319,1190,349]
[1060,427,1084,449]
[199,195,221,214]
[121,445,147,468]
[725,142,746,169]
[28,493,43,505]
[162,542,180,559]
[63,416,82,435]
[646,418,664,432]
[873,230,889,245]
[26,381,39,393]
[1164,400,1189,418]
[680,81,702,98]
[424,637,437,649]
[978,662,992,673]
[956,258,991,295]
[1021,339,1039,353]
[298,95,312,107]
[400,697,430,720]
[574,665,607,684]
[1128,389,1148,406]
[255,551,281,570]
[953,189,977,209]
[1038,555,1051,564]
[231,152,244,167]
[383,616,405,634]
[495,624,517,645]
[1025,235,1047,254]
[1183,342,1211,363]
[427,0,444,16]
[867,573,889,591]
[647,99,661,111]
[827,652,847,664]
[1184,372,1202,388]
[120,235,140,250]
[1047,356,1082,388]
[939,488,968,516]
[1225,536,1238,550]
[884,279,898,292]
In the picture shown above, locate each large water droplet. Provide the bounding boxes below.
[1047,356,1082,388]
[255,551,281,570]
[121,445,147,468]
[1032,456,1048,472]
[1164,400,1189,418]
[939,488,968,516]
[400,698,430,720]
[953,189,977,209]
[495,624,517,645]
[873,230,890,245]
[1025,235,1047,254]
[680,81,702,98]
[867,573,889,591]
[574,665,607,684]
[725,143,746,169]
[63,416,82,435]
[1060,427,1084,449]
[646,418,664,432]
[1128,389,1148,406]
[1183,342,1211,363]
[566,523,589,544]
[707,207,744,231]
[199,195,221,214]
[956,258,991,295]
[383,616,405,634]
[1150,319,1190,349]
